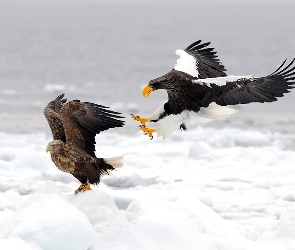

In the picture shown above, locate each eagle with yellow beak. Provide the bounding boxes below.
[44,94,125,193]
[132,40,295,139]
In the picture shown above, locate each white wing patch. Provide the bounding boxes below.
[174,49,253,84]
[194,75,253,87]
[174,49,199,77]
[148,104,165,121]
[154,103,236,139]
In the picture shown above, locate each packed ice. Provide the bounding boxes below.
[0,126,295,249]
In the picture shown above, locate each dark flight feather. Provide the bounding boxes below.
[142,39,295,139]
[213,59,295,106]
[44,94,125,187]
[67,101,124,157]
[184,40,227,79]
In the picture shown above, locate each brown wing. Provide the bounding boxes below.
[43,93,67,142]
[60,100,125,157]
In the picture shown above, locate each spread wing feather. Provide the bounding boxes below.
[212,59,295,106]
[64,101,125,157]
[43,93,67,142]
[184,40,227,79]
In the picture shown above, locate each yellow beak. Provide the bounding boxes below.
[143,86,154,98]
[46,146,53,153]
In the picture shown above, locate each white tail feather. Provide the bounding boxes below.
[104,156,124,168]
[156,115,181,139]
[192,103,236,123]
[155,103,236,139]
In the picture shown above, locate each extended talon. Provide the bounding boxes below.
[75,183,92,194]
[140,126,156,139]
[131,114,149,126]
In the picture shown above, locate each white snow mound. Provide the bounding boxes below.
[0,181,96,250]
[0,181,279,250]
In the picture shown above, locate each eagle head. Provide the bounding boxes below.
[46,140,64,154]
[143,70,187,98]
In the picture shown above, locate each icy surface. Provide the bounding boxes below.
[0,182,96,250]
[0,1,295,249]
[0,127,295,249]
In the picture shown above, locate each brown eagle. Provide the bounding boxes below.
[132,40,295,139]
[44,93,125,194]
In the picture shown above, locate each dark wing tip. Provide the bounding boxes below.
[83,102,125,120]
[184,40,202,50]
[72,101,125,157]
[269,58,295,81]
[184,40,227,78]
[54,93,67,104]
[75,102,125,135]
[215,59,295,106]
[56,93,65,100]
[46,93,67,113]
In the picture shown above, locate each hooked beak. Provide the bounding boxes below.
[46,145,53,153]
[142,86,154,98]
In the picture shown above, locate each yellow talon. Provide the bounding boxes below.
[131,114,149,126]
[75,183,92,194]
[140,126,156,139]
[131,114,155,138]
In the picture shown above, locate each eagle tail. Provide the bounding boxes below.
[104,156,124,169]
[155,103,237,139]
[195,103,237,122]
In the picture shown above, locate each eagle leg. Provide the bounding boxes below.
[75,183,92,194]
[131,114,149,126]
[140,126,156,140]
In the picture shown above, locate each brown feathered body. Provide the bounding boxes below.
[44,94,124,186]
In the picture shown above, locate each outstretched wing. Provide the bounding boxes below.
[174,40,227,78]
[211,59,295,106]
[43,93,67,142]
[61,100,125,157]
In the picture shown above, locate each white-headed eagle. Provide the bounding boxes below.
[132,40,295,139]
[44,94,125,194]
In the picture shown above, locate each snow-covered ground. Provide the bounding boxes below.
[0,126,295,249]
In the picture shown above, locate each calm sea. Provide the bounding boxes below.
[0,0,294,134]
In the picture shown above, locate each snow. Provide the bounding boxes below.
[259,210,295,249]
[0,127,295,249]
[0,238,40,250]
[0,182,96,250]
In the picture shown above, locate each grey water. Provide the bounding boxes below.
[0,0,294,135]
